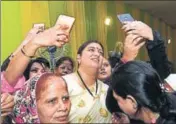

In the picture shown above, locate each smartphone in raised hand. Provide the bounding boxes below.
[33,23,45,32]
[55,15,75,33]
[117,13,134,24]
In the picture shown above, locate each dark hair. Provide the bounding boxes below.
[108,51,122,68]
[55,56,74,69]
[23,57,50,80]
[1,54,12,72]
[77,40,104,56]
[106,61,176,123]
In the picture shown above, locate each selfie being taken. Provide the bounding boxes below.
[1,1,176,123]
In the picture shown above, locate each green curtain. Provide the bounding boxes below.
[106,1,118,52]
[2,1,22,62]
[65,1,87,59]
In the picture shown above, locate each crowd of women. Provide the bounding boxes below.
[1,19,176,123]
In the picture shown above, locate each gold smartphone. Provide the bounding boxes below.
[55,15,75,33]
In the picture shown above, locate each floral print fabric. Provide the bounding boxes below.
[12,76,40,123]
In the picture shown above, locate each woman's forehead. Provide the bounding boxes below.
[37,76,66,92]
[62,60,72,65]
[31,62,43,68]
[85,43,103,50]
[46,80,66,92]
[45,76,66,86]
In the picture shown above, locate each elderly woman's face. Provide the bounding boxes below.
[37,77,71,123]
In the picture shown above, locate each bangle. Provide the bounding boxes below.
[21,46,35,59]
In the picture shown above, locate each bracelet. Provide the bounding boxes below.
[21,46,35,59]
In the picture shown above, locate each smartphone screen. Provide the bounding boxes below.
[55,15,75,33]
[117,13,134,24]
[33,23,45,31]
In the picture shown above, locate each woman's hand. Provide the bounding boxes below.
[1,93,14,117]
[122,21,153,41]
[31,24,69,49]
[23,26,43,43]
[4,24,70,85]
[12,27,42,56]
[122,34,145,61]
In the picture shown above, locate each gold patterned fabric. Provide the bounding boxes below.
[63,73,112,123]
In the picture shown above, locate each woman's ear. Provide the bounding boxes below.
[77,54,81,64]
[127,95,138,110]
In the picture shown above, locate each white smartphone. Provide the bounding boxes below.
[117,13,134,24]
[55,15,75,33]
[33,23,45,31]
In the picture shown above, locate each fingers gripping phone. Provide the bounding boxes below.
[117,13,134,24]
[33,23,45,32]
[55,15,75,33]
[48,15,75,72]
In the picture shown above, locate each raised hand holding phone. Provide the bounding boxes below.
[53,15,75,46]
[48,15,75,71]
[12,24,45,56]
[117,13,153,40]
[122,21,153,40]
[117,13,136,33]
[117,13,136,35]
[117,14,146,62]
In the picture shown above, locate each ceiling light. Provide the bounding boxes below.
[105,17,111,25]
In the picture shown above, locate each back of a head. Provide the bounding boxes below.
[111,61,176,123]
[108,51,122,68]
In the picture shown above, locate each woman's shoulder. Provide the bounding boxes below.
[62,72,77,81]
[62,72,80,87]
[62,72,83,93]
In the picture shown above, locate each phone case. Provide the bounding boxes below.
[117,13,134,23]
[55,15,75,33]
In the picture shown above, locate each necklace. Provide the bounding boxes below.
[77,71,98,98]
